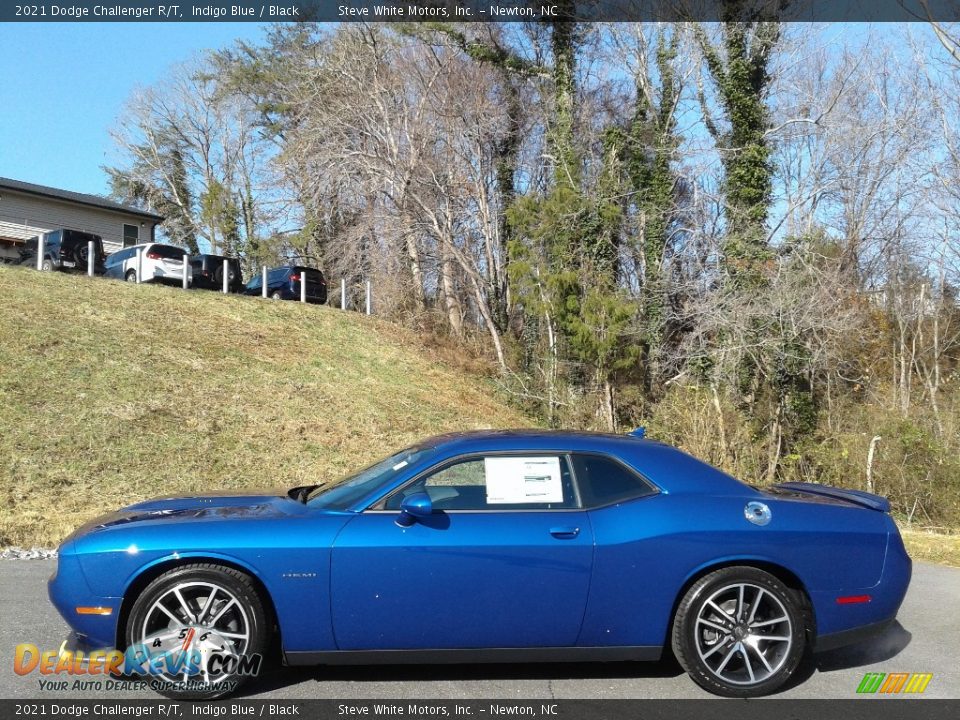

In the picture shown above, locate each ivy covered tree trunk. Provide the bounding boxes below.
[494,82,523,332]
[696,13,779,290]
[697,10,816,478]
[549,5,579,192]
[626,32,680,399]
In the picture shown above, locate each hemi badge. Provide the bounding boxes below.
[75,606,113,615]
[836,595,872,605]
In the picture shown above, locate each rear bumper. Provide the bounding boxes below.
[814,618,895,652]
[192,274,244,292]
[811,529,912,649]
[277,285,327,303]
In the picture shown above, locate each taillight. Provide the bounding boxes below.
[290,274,300,282]
[146,252,161,260]
[836,595,872,604]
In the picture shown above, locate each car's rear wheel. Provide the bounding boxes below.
[671,566,806,697]
[125,270,137,283]
[41,258,53,272]
[271,290,282,300]
[125,563,268,700]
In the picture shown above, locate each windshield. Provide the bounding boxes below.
[305,445,434,510]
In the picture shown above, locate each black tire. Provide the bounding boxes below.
[212,264,238,287]
[125,269,137,283]
[41,258,53,272]
[671,566,806,697]
[271,290,283,300]
[125,563,269,700]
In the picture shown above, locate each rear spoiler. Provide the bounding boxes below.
[775,482,891,513]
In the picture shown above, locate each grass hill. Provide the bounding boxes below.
[0,264,534,546]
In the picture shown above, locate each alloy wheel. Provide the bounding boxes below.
[694,582,793,686]
[137,581,250,685]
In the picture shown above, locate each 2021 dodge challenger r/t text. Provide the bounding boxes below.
[49,430,911,699]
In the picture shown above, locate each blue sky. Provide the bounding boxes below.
[0,22,269,196]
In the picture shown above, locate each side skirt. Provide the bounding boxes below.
[284,646,662,667]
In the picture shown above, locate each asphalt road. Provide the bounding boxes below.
[0,559,956,700]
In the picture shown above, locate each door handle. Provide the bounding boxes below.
[550,527,580,539]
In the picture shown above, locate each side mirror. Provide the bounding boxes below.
[397,492,432,526]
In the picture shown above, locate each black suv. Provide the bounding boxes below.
[189,254,244,292]
[18,229,107,274]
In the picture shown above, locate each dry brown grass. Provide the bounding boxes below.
[900,528,960,568]
[0,265,535,546]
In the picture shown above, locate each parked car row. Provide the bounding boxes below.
[16,230,327,304]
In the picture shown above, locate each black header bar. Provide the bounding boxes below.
[3,1,960,23]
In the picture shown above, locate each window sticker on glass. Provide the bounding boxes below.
[484,456,563,504]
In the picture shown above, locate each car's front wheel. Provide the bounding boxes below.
[125,563,269,700]
[125,270,137,283]
[671,566,806,697]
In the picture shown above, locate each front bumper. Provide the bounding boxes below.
[48,550,121,650]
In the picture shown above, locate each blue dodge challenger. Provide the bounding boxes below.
[49,430,911,698]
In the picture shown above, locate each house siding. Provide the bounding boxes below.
[0,189,159,261]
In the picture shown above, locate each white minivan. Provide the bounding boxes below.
[104,243,193,286]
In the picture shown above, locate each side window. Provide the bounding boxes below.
[386,455,577,511]
[123,224,139,248]
[109,248,132,267]
[571,454,657,508]
[105,249,122,268]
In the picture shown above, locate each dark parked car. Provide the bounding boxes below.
[245,265,327,303]
[18,229,106,274]
[189,254,244,292]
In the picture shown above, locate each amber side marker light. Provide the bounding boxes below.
[75,607,113,616]
[836,595,872,605]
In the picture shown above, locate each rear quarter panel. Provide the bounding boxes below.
[578,491,890,647]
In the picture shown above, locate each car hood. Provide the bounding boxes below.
[64,489,307,542]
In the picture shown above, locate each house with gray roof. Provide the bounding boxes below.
[0,177,164,263]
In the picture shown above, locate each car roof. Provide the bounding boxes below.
[423,428,642,449]
[416,429,753,496]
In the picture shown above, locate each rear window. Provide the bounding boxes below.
[295,266,325,281]
[150,244,186,260]
[61,230,101,246]
[571,454,657,508]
